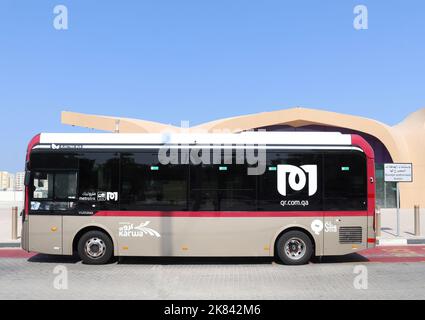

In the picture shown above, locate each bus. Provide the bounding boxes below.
[21,132,376,265]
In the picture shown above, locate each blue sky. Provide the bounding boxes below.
[0,0,424,172]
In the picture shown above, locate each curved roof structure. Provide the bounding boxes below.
[62,107,417,163]
[62,111,180,134]
[194,107,411,163]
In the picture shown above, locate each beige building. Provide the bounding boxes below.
[15,172,25,192]
[0,172,12,191]
[8,174,15,191]
[0,172,26,191]
[61,107,425,209]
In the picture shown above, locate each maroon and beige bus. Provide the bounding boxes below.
[21,132,376,265]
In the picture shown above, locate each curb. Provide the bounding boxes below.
[378,238,425,246]
[407,238,425,245]
[0,242,21,248]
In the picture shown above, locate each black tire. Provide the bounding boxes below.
[276,230,313,265]
[77,230,114,265]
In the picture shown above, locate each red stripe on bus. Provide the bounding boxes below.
[350,134,376,225]
[94,211,372,217]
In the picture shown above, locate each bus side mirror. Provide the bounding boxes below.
[24,171,31,187]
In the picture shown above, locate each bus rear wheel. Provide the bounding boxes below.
[276,230,313,265]
[77,230,114,265]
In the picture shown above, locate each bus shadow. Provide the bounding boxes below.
[27,254,274,265]
[117,256,274,265]
[27,254,80,264]
[311,253,369,264]
[27,253,369,265]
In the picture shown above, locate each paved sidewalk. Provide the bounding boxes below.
[1,247,425,300]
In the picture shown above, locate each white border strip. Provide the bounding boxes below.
[33,145,364,152]
[39,132,352,146]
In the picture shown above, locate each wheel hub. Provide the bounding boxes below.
[284,238,306,261]
[85,238,106,259]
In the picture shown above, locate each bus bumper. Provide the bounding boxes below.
[21,219,29,252]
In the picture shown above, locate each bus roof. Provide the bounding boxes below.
[37,132,353,146]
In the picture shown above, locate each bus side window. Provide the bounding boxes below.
[323,152,367,211]
[120,151,188,211]
[31,172,77,212]
[32,172,54,199]
[77,152,120,210]
[189,151,256,211]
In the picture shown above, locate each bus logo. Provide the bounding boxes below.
[97,191,119,202]
[106,192,118,201]
[97,192,107,201]
[277,164,318,196]
[119,222,161,238]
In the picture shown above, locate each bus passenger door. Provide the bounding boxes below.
[27,171,79,255]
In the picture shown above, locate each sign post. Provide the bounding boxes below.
[396,183,400,236]
[384,163,413,237]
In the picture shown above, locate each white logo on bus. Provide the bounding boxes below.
[107,192,118,201]
[277,164,318,196]
[325,221,337,233]
[119,222,161,238]
[311,219,324,235]
[97,192,119,202]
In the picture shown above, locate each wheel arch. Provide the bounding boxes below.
[72,225,116,255]
[271,225,318,257]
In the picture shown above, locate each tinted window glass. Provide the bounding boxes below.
[190,189,256,211]
[190,151,256,211]
[32,172,54,199]
[32,172,77,200]
[78,153,120,210]
[31,152,79,170]
[121,151,188,210]
[31,201,77,212]
[257,151,323,211]
[31,171,77,212]
[323,151,367,211]
[54,173,77,200]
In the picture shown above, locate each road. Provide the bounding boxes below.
[1,246,425,300]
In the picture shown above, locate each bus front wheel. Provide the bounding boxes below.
[276,230,313,265]
[77,230,114,265]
